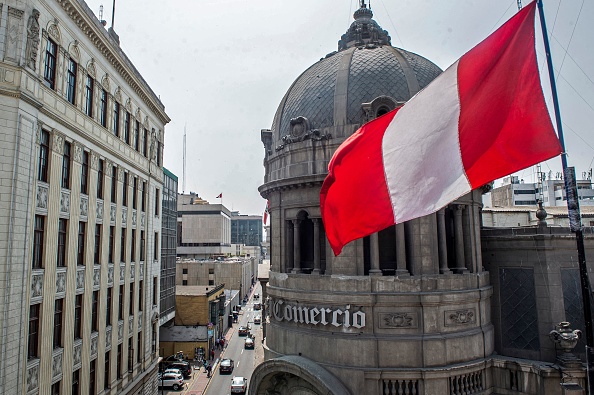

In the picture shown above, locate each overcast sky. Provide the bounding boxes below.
[83,0,593,215]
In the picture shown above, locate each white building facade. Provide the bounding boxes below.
[0,1,169,394]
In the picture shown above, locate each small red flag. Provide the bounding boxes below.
[216,193,222,199]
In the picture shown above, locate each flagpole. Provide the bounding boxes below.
[537,0,593,391]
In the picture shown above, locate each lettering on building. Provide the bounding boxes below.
[271,298,365,329]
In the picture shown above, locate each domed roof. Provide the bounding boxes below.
[271,3,442,139]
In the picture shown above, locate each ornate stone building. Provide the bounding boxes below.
[0,0,169,394]
[255,3,589,395]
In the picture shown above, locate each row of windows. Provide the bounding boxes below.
[38,129,151,212]
[34,215,148,269]
[43,39,161,164]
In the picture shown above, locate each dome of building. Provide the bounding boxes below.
[261,3,442,185]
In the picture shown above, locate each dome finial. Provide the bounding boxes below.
[338,1,390,51]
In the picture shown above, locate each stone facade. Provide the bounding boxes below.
[0,0,169,394]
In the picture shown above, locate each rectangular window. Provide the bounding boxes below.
[51,381,61,395]
[117,344,122,379]
[134,120,140,151]
[182,280,188,286]
[208,279,214,286]
[154,232,159,261]
[85,75,94,117]
[152,277,157,306]
[122,172,128,207]
[97,159,104,199]
[128,337,133,371]
[183,268,188,274]
[28,304,40,359]
[142,128,148,157]
[108,226,115,264]
[104,351,110,390]
[53,299,63,348]
[152,326,157,354]
[131,229,136,262]
[90,360,96,395]
[38,130,50,182]
[57,219,67,267]
[155,188,160,216]
[129,283,134,315]
[77,222,86,266]
[138,281,143,312]
[141,181,147,212]
[66,58,77,104]
[137,333,142,364]
[72,369,80,395]
[44,39,57,89]
[111,166,117,203]
[120,228,126,262]
[140,230,145,261]
[33,215,45,269]
[74,294,82,339]
[106,287,112,326]
[62,141,71,189]
[94,224,101,265]
[81,151,89,195]
[113,102,120,137]
[124,112,131,145]
[157,142,161,166]
[91,291,98,332]
[100,89,107,127]
[118,285,124,321]
[132,177,138,209]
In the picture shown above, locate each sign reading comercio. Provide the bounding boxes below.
[271,298,365,328]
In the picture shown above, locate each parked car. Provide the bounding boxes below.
[254,315,261,324]
[220,358,235,374]
[254,302,261,310]
[254,293,260,300]
[244,337,254,349]
[166,361,192,379]
[163,354,184,364]
[158,372,185,391]
[163,368,183,377]
[231,376,248,394]
[238,325,250,336]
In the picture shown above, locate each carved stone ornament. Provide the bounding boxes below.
[87,60,96,78]
[141,212,145,227]
[380,312,415,328]
[25,9,40,70]
[26,362,39,392]
[90,152,99,170]
[36,183,48,211]
[93,267,100,288]
[110,204,116,223]
[118,321,124,340]
[337,4,391,51]
[47,22,61,42]
[96,200,103,222]
[125,98,132,112]
[52,351,62,378]
[52,133,64,154]
[80,195,88,218]
[445,309,476,326]
[101,74,110,91]
[290,116,310,137]
[69,42,80,61]
[138,312,143,329]
[73,143,83,163]
[361,96,400,122]
[31,274,43,299]
[122,207,127,225]
[5,7,24,63]
[76,268,85,291]
[90,333,98,357]
[120,265,125,282]
[107,265,114,284]
[128,316,134,333]
[114,87,122,102]
[135,108,141,119]
[60,190,70,215]
[139,264,144,278]
[73,341,82,367]
[276,122,332,151]
[130,264,135,280]
[550,321,582,354]
[106,327,112,349]
[132,210,137,227]
[56,270,66,294]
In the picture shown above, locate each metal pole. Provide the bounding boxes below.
[537,1,594,392]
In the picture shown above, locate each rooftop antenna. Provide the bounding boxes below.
[98,5,107,26]
[517,0,522,10]
[183,125,187,194]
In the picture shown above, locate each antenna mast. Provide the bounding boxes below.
[517,0,522,10]
[183,125,187,194]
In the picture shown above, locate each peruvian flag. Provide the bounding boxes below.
[216,193,222,199]
[263,200,270,225]
[320,1,562,256]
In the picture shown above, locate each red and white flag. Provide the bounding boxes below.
[216,193,222,199]
[263,200,270,225]
[320,1,562,256]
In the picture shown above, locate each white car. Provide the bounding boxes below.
[254,315,261,324]
[231,376,248,394]
[163,368,183,376]
[158,372,184,391]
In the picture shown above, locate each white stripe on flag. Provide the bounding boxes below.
[382,60,471,223]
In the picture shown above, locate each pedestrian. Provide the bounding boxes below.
[220,338,225,349]
[217,338,221,350]
[210,348,214,360]
[206,364,212,377]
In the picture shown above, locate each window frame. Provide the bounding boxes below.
[81,151,89,195]
[74,294,82,340]
[43,39,57,89]
[100,89,108,127]
[57,218,67,267]
[53,299,63,348]
[28,304,40,359]
[33,215,45,269]
[61,141,71,189]
[77,222,86,266]
[113,102,120,137]
[66,58,77,104]
[85,75,94,117]
[38,130,50,182]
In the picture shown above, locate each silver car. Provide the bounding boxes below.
[231,376,248,394]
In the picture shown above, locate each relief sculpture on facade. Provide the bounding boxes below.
[26,9,41,70]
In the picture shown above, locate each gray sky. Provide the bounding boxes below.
[83,0,593,215]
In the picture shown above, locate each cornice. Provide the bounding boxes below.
[56,0,170,126]
[258,174,327,199]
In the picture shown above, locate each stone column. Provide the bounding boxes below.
[454,205,468,274]
[292,219,301,273]
[437,209,450,274]
[395,223,409,276]
[313,219,321,274]
[369,232,382,276]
